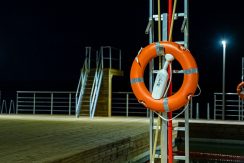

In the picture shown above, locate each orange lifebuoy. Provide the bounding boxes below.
[237,82,244,99]
[130,41,199,112]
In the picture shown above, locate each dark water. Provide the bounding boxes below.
[176,141,244,162]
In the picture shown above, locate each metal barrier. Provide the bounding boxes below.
[112,92,199,118]
[112,92,148,117]
[214,92,244,120]
[101,46,122,70]
[16,91,76,115]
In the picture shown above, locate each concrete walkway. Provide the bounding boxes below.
[0,115,150,162]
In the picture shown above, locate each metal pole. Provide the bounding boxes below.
[119,49,122,70]
[149,0,154,162]
[222,41,226,120]
[161,113,168,163]
[51,93,53,115]
[101,47,104,68]
[241,100,244,120]
[109,47,112,68]
[190,98,193,119]
[16,92,18,114]
[69,93,72,115]
[185,105,189,163]
[126,93,129,117]
[238,96,241,121]
[33,93,36,114]
[196,103,199,119]
[207,103,210,120]
[214,94,216,120]
[167,0,173,162]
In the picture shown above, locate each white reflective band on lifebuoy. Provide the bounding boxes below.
[183,68,198,74]
[130,78,144,84]
[163,98,169,112]
[156,42,164,56]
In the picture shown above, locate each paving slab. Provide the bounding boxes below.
[0,115,150,162]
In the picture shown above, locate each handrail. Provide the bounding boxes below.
[9,100,15,114]
[100,46,122,70]
[16,91,75,115]
[90,47,103,118]
[75,47,91,117]
[214,92,243,120]
[1,100,7,114]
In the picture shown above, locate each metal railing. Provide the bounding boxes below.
[112,92,148,117]
[17,91,76,115]
[214,92,244,120]
[90,49,103,118]
[101,46,122,70]
[75,46,122,118]
[1,100,16,114]
[75,47,90,117]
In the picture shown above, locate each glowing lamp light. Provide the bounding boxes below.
[221,40,226,48]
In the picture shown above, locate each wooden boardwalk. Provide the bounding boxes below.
[0,115,150,163]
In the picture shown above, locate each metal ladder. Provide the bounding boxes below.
[147,0,190,162]
[242,57,244,82]
[75,47,91,117]
[241,57,244,120]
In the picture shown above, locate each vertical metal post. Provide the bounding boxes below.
[16,92,19,114]
[119,49,122,70]
[101,47,104,68]
[242,99,244,120]
[0,91,1,113]
[88,47,90,69]
[196,103,199,119]
[126,93,129,117]
[214,94,216,120]
[69,93,72,115]
[109,47,112,68]
[161,113,168,163]
[149,0,154,162]
[207,103,210,120]
[33,93,36,114]
[184,0,189,48]
[190,98,193,119]
[238,96,241,121]
[184,1,190,162]
[162,13,168,41]
[51,93,53,115]
[185,106,189,163]
[222,41,226,120]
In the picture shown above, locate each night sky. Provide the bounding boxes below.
[0,0,243,106]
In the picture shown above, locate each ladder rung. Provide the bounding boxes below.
[174,155,186,160]
[155,154,161,158]
[174,127,185,131]
[174,41,185,45]
[153,126,161,130]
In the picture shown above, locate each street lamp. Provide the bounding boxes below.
[221,40,226,120]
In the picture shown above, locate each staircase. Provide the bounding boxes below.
[76,46,123,118]
[78,69,95,116]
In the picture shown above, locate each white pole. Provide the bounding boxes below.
[222,40,226,120]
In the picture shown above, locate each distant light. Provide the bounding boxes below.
[221,40,226,48]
